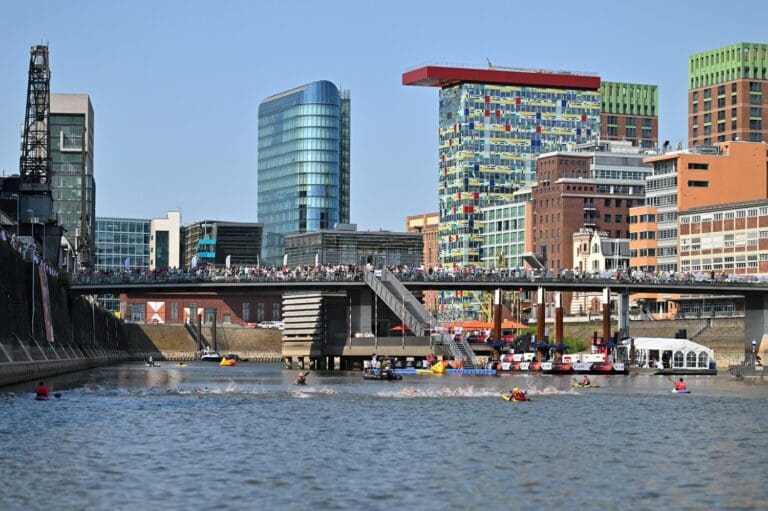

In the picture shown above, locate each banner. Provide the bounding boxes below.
[191,255,198,269]
[124,257,131,270]
[282,254,288,271]
[38,265,55,343]
[225,255,231,269]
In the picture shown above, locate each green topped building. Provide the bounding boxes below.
[600,81,658,148]
[689,42,768,146]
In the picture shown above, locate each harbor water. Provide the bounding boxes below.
[1,363,766,510]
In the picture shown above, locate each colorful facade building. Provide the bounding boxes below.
[403,66,601,266]
[689,42,768,147]
[600,81,658,148]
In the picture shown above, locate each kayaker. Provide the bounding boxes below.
[509,387,527,401]
[581,375,591,386]
[295,372,307,385]
[35,381,49,399]
[674,378,687,391]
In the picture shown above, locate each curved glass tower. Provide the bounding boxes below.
[258,80,350,266]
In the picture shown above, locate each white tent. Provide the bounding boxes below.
[621,337,714,369]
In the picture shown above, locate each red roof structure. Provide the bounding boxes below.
[402,65,600,90]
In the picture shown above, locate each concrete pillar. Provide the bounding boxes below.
[555,292,563,345]
[298,357,305,370]
[283,356,292,369]
[602,288,611,343]
[536,287,545,362]
[350,289,373,335]
[744,293,768,365]
[617,292,630,340]
[492,289,502,360]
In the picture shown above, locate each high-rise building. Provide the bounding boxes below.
[403,65,601,266]
[95,217,151,272]
[600,81,658,148]
[258,81,350,266]
[688,43,768,147]
[50,93,94,260]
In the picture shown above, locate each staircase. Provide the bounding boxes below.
[433,333,477,369]
[185,321,210,350]
[363,267,431,336]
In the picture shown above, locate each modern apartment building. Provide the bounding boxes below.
[403,65,602,266]
[257,81,350,266]
[600,81,658,148]
[630,141,768,273]
[689,42,768,146]
[50,93,95,261]
[150,211,181,270]
[480,187,531,269]
[182,220,262,269]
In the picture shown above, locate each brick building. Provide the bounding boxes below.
[689,42,768,147]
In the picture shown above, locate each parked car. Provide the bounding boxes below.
[257,321,282,329]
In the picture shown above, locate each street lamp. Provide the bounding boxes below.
[27,209,35,340]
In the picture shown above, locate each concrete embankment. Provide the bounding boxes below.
[0,238,128,387]
[123,323,282,361]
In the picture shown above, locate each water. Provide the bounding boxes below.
[1,363,766,511]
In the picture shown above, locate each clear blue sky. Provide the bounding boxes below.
[1,0,766,231]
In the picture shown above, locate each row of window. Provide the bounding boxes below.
[681,207,768,223]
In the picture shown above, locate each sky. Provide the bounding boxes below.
[1,0,767,231]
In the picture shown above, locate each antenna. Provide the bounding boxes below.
[486,58,493,69]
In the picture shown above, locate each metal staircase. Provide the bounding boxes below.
[433,333,477,369]
[363,267,431,337]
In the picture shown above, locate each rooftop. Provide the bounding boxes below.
[402,65,600,90]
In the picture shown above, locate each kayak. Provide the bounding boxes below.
[571,384,600,388]
[672,389,691,394]
[35,395,50,401]
[502,394,531,402]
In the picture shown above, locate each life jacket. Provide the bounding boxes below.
[675,381,687,390]
[36,386,49,397]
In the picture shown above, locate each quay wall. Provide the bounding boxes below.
[0,240,128,386]
[123,324,282,361]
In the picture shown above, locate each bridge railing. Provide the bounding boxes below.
[68,267,768,289]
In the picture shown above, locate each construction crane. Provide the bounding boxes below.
[20,45,52,187]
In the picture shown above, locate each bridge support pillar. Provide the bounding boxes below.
[744,294,768,365]
[283,356,292,369]
[617,292,630,340]
[602,288,611,343]
[536,287,545,362]
[297,357,305,370]
[554,292,563,345]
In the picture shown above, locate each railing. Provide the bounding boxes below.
[363,268,427,336]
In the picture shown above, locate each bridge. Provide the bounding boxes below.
[68,271,768,370]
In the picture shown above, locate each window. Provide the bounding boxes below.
[688,163,709,170]
[615,214,623,224]
[604,214,612,223]
[604,198,611,207]
[736,209,746,218]
[272,303,281,320]
[242,302,250,322]
[257,303,265,322]
[688,180,709,187]
[170,302,178,322]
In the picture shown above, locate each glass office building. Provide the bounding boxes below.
[258,81,350,266]
[95,217,150,312]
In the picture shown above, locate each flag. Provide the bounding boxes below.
[124,257,131,270]
[225,255,231,269]
[282,254,288,271]
[315,253,319,267]
[191,255,198,269]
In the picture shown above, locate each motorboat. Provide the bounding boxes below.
[199,347,222,362]
[362,367,402,381]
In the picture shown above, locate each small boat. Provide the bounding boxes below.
[199,347,222,362]
[145,362,160,367]
[502,394,531,402]
[671,389,691,394]
[362,368,402,381]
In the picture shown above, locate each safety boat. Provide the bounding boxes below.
[199,347,222,362]
[362,367,402,381]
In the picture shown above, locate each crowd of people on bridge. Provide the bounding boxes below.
[70,260,768,288]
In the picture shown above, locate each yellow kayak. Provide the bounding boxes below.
[502,394,531,402]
